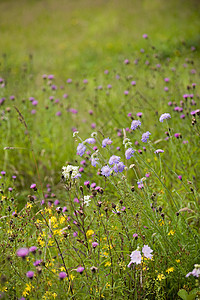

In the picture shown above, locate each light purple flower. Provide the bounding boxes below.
[29,246,37,254]
[92,242,99,248]
[186,265,200,278]
[141,131,151,143]
[125,148,135,159]
[128,250,142,267]
[154,149,164,154]
[113,162,125,173]
[102,138,112,148]
[77,143,86,156]
[143,34,148,39]
[85,138,96,144]
[142,245,153,259]
[91,157,99,167]
[108,155,121,165]
[131,81,136,86]
[159,113,171,122]
[131,120,141,130]
[101,165,112,177]
[30,183,36,189]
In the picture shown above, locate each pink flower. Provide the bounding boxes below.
[128,250,142,267]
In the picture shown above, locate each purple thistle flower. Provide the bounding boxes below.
[92,242,99,248]
[66,78,72,83]
[141,131,151,143]
[16,248,29,259]
[30,183,36,189]
[124,59,130,64]
[113,162,125,173]
[77,266,84,274]
[108,155,121,165]
[83,79,88,84]
[48,75,54,80]
[125,148,135,159]
[91,182,96,188]
[77,143,86,156]
[56,111,61,116]
[102,138,112,148]
[174,133,181,138]
[154,149,164,154]
[31,109,36,115]
[101,165,112,177]
[32,100,38,106]
[142,34,148,39]
[164,87,169,92]
[33,260,42,266]
[133,233,138,239]
[26,271,34,279]
[29,246,37,254]
[131,120,141,130]
[159,113,171,122]
[124,90,129,95]
[131,80,136,86]
[178,175,182,180]
[136,112,143,118]
[59,272,67,280]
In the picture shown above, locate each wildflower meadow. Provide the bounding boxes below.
[0,0,200,299]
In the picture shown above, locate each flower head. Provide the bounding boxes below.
[101,165,112,177]
[128,250,142,267]
[102,138,112,148]
[77,143,86,156]
[159,113,171,122]
[154,149,164,154]
[77,266,84,274]
[131,120,141,130]
[141,131,151,143]
[113,162,125,173]
[62,165,81,180]
[142,245,153,259]
[26,271,34,279]
[108,155,121,165]
[16,248,29,259]
[83,195,91,207]
[125,148,135,159]
[59,272,67,280]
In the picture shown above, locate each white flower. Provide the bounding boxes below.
[83,195,91,207]
[91,132,97,138]
[142,245,153,259]
[128,250,142,267]
[62,165,80,180]
[73,131,79,137]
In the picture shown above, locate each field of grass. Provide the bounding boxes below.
[0,0,200,299]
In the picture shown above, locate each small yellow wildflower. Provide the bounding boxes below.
[105,261,111,267]
[157,273,166,281]
[168,230,175,236]
[22,283,34,297]
[59,216,66,224]
[159,219,164,226]
[166,267,174,274]
[86,229,94,237]
[26,202,33,209]
[176,259,180,263]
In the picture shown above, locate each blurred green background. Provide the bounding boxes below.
[0,0,200,80]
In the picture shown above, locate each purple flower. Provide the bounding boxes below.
[164,78,170,82]
[131,120,141,130]
[83,79,88,84]
[16,248,29,259]
[164,87,169,92]
[128,250,142,267]
[1,171,6,176]
[31,109,36,115]
[92,242,99,248]
[26,271,34,279]
[159,113,171,122]
[178,175,182,180]
[77,143,86,156]
[142,245,153,259]
[124,90,129,95]
[102,138,112,148]
[48,75,54,80]
[125,148,135,159]
[107,84,112,89]
[174,133,181,138]
[113,162,125,173]
[56,111,61,116]
[30,183,36,189]
[143,34,148,39]
[108,155,121,165]
[77,266,84,274]
[101,165,112,177]
[32,100,38,106]
[91,182,96,188]
[154,149,164,154]
[59,272,67,279]
[133,233,138,239]
[63,94,68,98]
[141,131,151,143]
[33,260,42,266]
[124,59,130,64]
[186,265,200,278]
[67,78,72,83]
[29,246,37,254]
[85,138,96,144]
[91,157,99,167]
[137,112,143,118]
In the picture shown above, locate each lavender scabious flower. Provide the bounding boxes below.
[102,138,112,148]
[141,131,151,143]
[154,149,164,154]
[186,264,200,278]
[159,113,171,122]
[91,157,99,167]
[142,245,153,259]
[108,155,121,165]
[131,120,141,130]
[125,148,135,159]
[113,162,125,173]
[16,248,29,259]
[128,250,142,267]
[101,165,112,177]
[85,138,96,144]
[77,143,86,156]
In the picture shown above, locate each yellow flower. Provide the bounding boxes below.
[22,283,34,297]
[105,261,111,267]
[60,216,66,224]
[166,267,174,274]
[176,259,180,263]
[52,293,57,299]
[157,273,166,281]
[158,219,164,226]
[168,230,175,236]
[26,202,33,209]
[86,229,94,237]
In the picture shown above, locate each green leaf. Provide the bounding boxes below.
[178,289,197,300]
